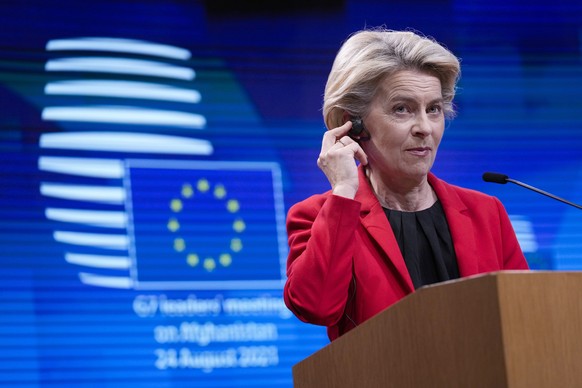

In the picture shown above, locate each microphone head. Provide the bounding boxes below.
[482,172,509,184]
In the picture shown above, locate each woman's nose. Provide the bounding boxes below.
[412,112,432,137]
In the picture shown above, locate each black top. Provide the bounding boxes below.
[384,201,460,289]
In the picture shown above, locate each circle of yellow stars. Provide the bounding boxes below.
[167,179,245,272]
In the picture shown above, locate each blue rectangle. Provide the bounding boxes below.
[125,160,286,289]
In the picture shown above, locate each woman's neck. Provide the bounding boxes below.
[366,168,437,212]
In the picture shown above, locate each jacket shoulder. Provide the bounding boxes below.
[287,191,331,217]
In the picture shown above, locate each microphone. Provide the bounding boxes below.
[483,172,582,210]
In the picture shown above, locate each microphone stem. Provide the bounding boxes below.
[507,178,582,210]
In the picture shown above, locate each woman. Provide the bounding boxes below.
[283,29,529,341]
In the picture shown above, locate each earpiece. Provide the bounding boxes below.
[348,116,370,141]
[349,117,364,136]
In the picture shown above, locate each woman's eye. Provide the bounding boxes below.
[428,105,442,114]
[394,105,408,113]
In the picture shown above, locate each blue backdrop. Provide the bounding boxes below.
[2,0,582,386]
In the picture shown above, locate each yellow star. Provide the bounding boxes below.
[168,218,180,232]
[170,199,183,212]
[219,253,232,267]
[233,219,246,233]
[230,238,242,252]
[203,257,216,271]
[197,179,209,193]
[214,184,226,199]
[182,183,193,198]
[227,199,240,213]
[174,238,185,252]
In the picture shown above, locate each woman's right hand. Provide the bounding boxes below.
[317,121,368,199]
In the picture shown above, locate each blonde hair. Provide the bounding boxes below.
[323,29,461,130]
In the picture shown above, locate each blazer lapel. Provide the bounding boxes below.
[428,174,479,277]
[356,167,415,293]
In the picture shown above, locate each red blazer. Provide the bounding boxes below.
[284,166,529,341]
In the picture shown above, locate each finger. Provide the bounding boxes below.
[353,145,368,166]
[344,142,368,166]
[321,121,352,150]
[327,120,353,138]
[335,135,356,147]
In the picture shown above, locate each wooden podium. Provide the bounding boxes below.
[293,271,582,388]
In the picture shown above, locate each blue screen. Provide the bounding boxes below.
[2,0,582,386]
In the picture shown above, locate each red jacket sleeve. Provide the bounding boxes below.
[283,194,361,326]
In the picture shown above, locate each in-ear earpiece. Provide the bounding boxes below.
[350,117,364,136]
[348,116,371,141]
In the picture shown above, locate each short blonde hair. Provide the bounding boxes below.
[323,29,461,130]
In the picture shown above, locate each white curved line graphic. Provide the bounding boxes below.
[54,231,129,250]
[66,253,131,269]
[42,106,206,128]
[46,208,127,228]
[45,57,195,80]
[45,80,201,103]
[79,272,133,289]
[39,132,213,155]
[40,183,125,204]
[39,157,124,179]
[46,37,191,60]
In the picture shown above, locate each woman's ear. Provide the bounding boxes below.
[342,111,352,124]
[344,113,371,142]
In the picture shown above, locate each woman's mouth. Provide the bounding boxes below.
[406,147,431,156]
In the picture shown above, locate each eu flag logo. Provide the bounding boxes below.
[125,160,286,289]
